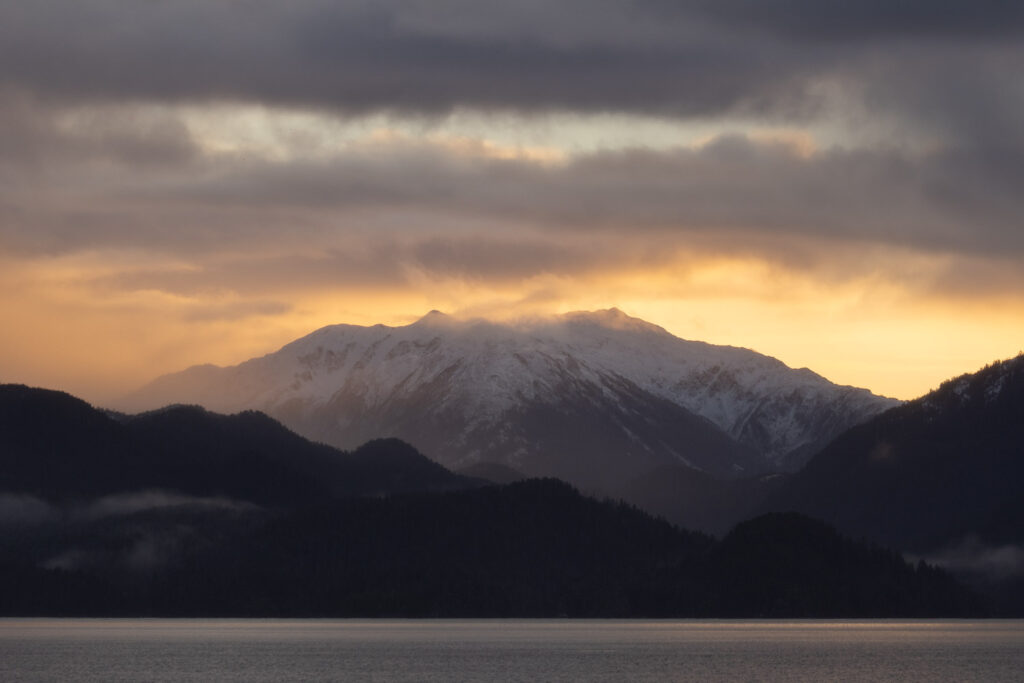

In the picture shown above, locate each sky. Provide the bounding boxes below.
[1,0,1023,403]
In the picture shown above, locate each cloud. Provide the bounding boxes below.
[0,91,199,168]
[0,1,794,116]
[180,299,294,323]
[9,131,1022,264]
[1,2,1021,259]
[1,0,1022,404]
[79,490,257,520]
[923,535,1024,582]
[0,0,1019,145]
[2,122,1023,312]
[691,0,1024,41]
[35,490,260,576]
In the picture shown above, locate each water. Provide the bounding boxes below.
[1,619,1022,682]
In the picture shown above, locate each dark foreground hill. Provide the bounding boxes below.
[0,479,981,617]
[761,355,1024,609]
[0,384,985,617]
[0,384,477,505]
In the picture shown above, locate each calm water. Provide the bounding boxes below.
[1,619,1022,682]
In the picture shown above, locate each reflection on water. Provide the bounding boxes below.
[1,619,1022,682]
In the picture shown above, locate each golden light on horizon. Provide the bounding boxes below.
[2,55,1022,410]
[3,244,1022,405]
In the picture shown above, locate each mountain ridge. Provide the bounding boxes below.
[0,384,478,506]
[0,382,990,616]
[128,309,898,486]
[757,353,1024,610]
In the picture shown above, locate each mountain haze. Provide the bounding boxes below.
[130,309,896,488]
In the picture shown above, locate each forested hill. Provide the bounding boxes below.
[764,355,1024,555]
[0,384,477,504]
[0,479,982,617]
[0,384,986,617]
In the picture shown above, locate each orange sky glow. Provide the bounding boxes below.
[2,241,1021,404]
[2,2,1023,407]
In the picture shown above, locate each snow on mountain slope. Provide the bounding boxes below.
[129,309,898,482]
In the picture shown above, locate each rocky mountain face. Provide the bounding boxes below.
[129,309,897,488]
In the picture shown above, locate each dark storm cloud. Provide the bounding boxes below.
[1,1,1022,302]
[134,135,1024,257]
[0,93,198,167]
[1,1,1020,155]
[856,49,1024,147]
[3,130,1016,308]
[4,133,1024,266]
[691,0,1024,41]
[0,0,873,118]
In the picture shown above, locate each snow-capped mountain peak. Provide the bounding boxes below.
[129,310,898,485]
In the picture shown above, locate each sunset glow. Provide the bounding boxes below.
[2,1,1023,404]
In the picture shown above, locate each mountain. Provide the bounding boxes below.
[706,512,979,617]
[0,384,477,506]
[762,354,1024,607]
[0,384,985,616]
[0,477,982,617]
[128,309,897,488]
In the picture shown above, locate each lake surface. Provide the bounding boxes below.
[1,619,1022,682]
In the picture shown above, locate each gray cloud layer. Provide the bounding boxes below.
[5,128,1022,260]
[693,0,1024,40]
[1,1,1022,306]
[0,1,787,115]
[1,0,1022,140]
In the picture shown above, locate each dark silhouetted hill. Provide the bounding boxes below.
[762,355,1024,611]
[0,385,476,506]
[765,356,1024,552]
[0,384,987,617]
[708,512,977,617]
[456,462,528,484]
